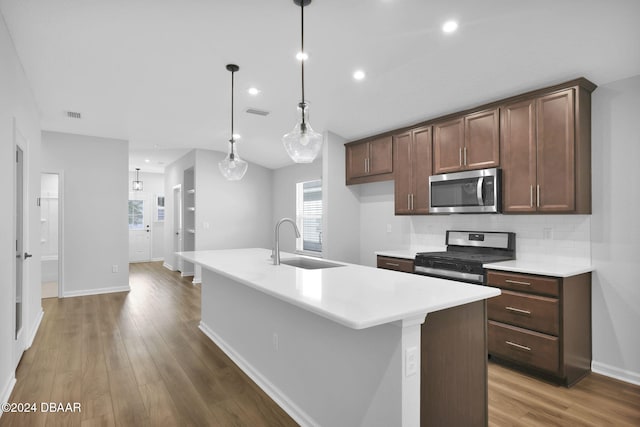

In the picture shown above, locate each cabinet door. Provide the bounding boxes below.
[433,118,464,174]
[465,108,499,170]
[393,132,412,214]
[368,136,393,176]
[411,127,432,214]
[346,142,369,179]
[537,89,575,212]
[501,99,537,212]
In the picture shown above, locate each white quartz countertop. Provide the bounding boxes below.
[177,248,500,330]
[375,247,444,260]
[483,259,594,278]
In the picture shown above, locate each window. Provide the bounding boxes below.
[156,195,165,222]
[128,200,144,230]
[296,180,322,253]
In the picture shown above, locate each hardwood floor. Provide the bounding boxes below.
[2,261,639,426]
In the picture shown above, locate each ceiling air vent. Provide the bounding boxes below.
[66,111,82,119]
[246,108,270,116]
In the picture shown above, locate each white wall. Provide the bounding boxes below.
[163,150,196,271]
[41,131,129,297]
[194,149,273,251]
[128,170,165,260]
[0,12,42,407]
[322,131,361,263]
[591,74,640,385]
[163,149,273,274]
[272,161,322,254]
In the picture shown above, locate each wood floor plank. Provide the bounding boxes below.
[2,261,638,427]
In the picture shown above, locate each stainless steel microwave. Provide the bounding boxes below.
[429,168,501,214]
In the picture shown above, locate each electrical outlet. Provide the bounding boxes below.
[405,346,418,377]
[387,224,392,233]
[272,333,279,351]
[112,265,118,273]
[203,221,210,230]
[543,227,553,240]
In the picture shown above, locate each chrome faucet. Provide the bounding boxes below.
[273,218,301,265]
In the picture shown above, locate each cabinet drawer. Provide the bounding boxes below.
[489,321,559,374]
[488,291,559,335]
[487,270,559,297]
[377,256,414,273]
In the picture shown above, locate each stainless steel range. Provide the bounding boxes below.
[414,231,515,284]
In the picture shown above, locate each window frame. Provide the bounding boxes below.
[295,179,323,257]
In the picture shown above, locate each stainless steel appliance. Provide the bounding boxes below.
[414,230,515,284]
[429,168,501,214]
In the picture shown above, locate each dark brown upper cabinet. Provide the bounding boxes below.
[433,108,500,174]
[345,136,393,185]
[394,126,432,215]
[501,85,592,214]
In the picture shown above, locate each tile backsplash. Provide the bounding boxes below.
[410,214,591,264]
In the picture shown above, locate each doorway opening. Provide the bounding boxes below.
[40,172,61,298]
[129,192,152,263]
[172,184,183,272]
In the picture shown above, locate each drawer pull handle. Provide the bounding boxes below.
[386,262,400,267]
[505,279,531,286]
[505,306,531,316]
[506,341,531,352]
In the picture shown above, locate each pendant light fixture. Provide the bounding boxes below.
[132,168,143,191]
[282,0,322,163]
[218,64,248,181]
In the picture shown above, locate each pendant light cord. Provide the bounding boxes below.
[300,2,305,107]
[230,67,235,157]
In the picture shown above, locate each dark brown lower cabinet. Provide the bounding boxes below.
[376,255,414,273]
[487,270,592,387]
[421,301,488,426]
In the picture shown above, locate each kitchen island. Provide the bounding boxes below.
[178,248,500,427]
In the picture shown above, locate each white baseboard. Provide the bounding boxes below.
[180,271,194,277]
[192,278,201,285]
[151,257,164,262]
[26,308,44,349]
[199,321,315,427]
[163,262,175,271]
[63,285,130,298]
[0,375,16,407]
[592,361,640,386]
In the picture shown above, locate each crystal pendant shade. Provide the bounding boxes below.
[282,102,322,163]
[218,140,248,181]
[132,168,143,191]
[218,63,248,180]
[283,0,322,163]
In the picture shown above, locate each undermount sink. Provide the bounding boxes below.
[279,257,345,270]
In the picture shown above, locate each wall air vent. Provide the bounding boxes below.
[66,111,82,119]
[246,108,270,116]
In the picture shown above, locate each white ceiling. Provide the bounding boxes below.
[2,0,639,171]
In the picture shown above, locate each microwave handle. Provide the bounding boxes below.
[476,177,485,206]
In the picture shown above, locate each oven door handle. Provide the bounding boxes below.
[476,177,484,206]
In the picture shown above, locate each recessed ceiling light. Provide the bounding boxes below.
[442,20,458,33]
[233,133,241,140]
[296,51,308,61]
[248,87,260,95]
[353,70,366,81]
[144,159,150,163]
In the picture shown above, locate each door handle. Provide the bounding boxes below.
[24,252,33,259]
[175,232,179,235]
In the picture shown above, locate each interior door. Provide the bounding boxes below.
[128,192,151,262]
[14,126,29,369]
